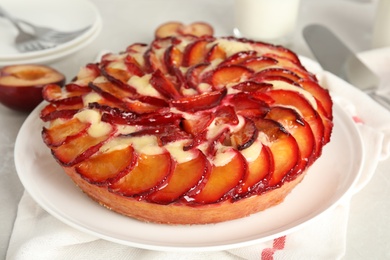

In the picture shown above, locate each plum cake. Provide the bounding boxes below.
[40,23,333,224]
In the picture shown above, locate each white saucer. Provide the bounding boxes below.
[0,0,101,65]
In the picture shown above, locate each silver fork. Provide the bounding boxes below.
[13,19,91,45]
[0,5,90,52]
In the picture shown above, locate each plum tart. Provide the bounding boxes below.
[40,28,333,224]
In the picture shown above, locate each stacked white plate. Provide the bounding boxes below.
[0,0,102,66]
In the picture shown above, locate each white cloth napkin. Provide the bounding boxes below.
[6,52,390,260]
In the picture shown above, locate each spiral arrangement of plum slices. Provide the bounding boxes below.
[40,35,333,205]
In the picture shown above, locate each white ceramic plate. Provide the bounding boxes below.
[0,0,100,63]
[14,98,364,251]
[0,18,102,66]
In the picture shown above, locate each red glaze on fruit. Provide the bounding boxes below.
[109,152,173,196]
[254,118,299,186]
[266,106,316,176]
[147,150,209,204]
[237,145,272,196]
[192,149,247,203]
[52,132,113,167]
[42,117,90,147]
[76,146,136,185]
[170,88,227,112]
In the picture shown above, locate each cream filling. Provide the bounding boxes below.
[75,109,112,138]
[107,60,127,70]
[207,114,245,140]
[82,92,102,106]
[99,133,165,156]
[197,83,213,93]
[131,52,145,67]
[213,146,236,167]
[99,136,133,153]
[240,136,263,163]
[127,74,162,97]
[215,38,254,57]
[128,135,164,155]
[164,140,197,163]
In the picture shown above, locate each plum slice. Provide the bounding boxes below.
[191,149,246,203]
[185,62,210,89]
[52,132,112,167]
[182,39,210,67]
[42,117,90,147]
[76,146,136,185]
[164,45,183,75]
[147,150,209,204]
[219,50,258,67]
[42,84,83,106]
[300,79,333,120]
[266,106,316,176]
[241,56,278,72]
[267,89,325,159]
[150,69,181,100]
[208,65,253,89]
[236,145,272,196]
[170,88,227,112]
[230,118,258,150]
[206,43,226,62]
[40,103,83,122]
[182,112,214,136]
[254,118,299,186]
[109,152,173,196]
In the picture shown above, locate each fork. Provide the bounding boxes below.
[12,19,91,45]
[0,5,90,52]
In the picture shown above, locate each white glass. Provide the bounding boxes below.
[372,0,390,48]
[234,0,301,45]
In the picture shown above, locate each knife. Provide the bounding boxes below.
[303,24,390,110]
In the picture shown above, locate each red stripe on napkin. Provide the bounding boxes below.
[352,116,364,124]
[261,236,286,260]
